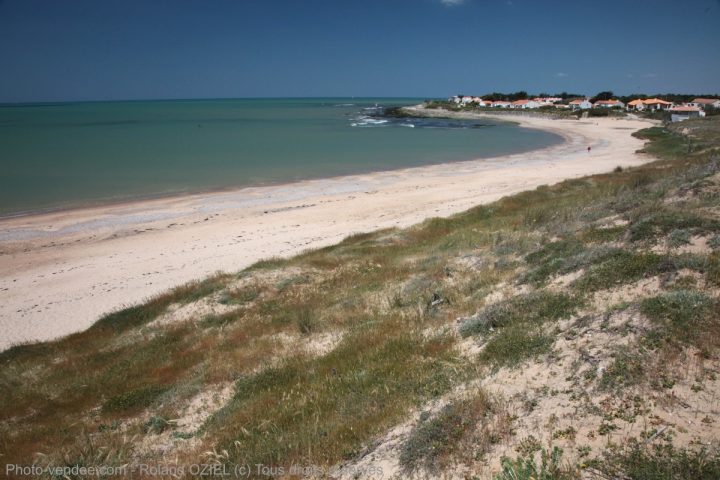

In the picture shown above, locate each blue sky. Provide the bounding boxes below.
[0,0,718,102]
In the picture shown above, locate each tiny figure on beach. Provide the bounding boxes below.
[587,146,592,153]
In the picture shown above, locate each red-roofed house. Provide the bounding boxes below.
[669,106,705,122]
[641,98,673,111]
[510,99,540,109]
[594,99,625,109]
[688,98,720,109]
[569,98,593,110]
[627,99,646,111]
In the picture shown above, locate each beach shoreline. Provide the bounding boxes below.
[0,111,656,350]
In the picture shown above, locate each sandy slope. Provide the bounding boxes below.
[0,112,655,349]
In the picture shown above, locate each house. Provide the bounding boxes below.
[641,98,673,111]
[460,96,475,106]
[476,99,493,107]
[569,98,593,110]
[627,99,646,111]
[533,97,563,106]
[669,106,705,122]
[491,101,512,108]
[510,99,540,109]
[689,98,720,109]
[449,96,461,104]
[594,99,625,108]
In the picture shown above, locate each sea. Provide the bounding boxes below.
[0,98,563,217]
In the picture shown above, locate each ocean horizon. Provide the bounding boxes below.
[0,97,562,217]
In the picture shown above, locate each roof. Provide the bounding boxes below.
[692,98,720,104]
[643,98,672,105]
[628,99,645,105]
[595,99,622,104]
[569,99,588,104]
[512,99,530,105]
[669,106,701,112]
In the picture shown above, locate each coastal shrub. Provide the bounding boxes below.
[102,385,169,413]
[572,250,668,292]
[218,284,262,305]
[640,290,716,348]
[596,442,720,480]
[296,307,315,334]
[632,127,687,160]
[199,312,238,329]
[400,393,493,472]
[629,210,717,242]
[579,225,626,243]
[205,330,461,470]
[478,324,553,368]
[459,291,578,337]
[495,447,575,480]
[523,242,626,285]
[93,302,168,333]
[599,346,646,391]
[667,228,693,247]
[92,274,230,333]
[525,238,585,270]
[707,253,720,286]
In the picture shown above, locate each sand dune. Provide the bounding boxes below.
[0,112,655,349]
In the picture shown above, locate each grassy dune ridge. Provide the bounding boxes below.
[2,117,720,478]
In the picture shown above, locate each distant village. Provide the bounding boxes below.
[448,94,720,122]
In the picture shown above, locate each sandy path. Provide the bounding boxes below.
[0,112,654,349]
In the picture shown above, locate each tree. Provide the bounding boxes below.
[591,91,615,102]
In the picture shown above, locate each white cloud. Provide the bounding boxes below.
[555,72,568,77]
[439,0,466,6]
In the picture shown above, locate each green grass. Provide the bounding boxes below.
[479,324,554,368]
[103,385,170,413]
[460,291,579,337]
[495,447,576,480]
[596,442,720,480]
[628,210,719,242]
[572,250,668,292]
[206,328,466,469]
[599,346,647,391]
[640,290,718,351]
[400,392,494,472]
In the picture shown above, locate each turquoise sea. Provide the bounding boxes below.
[0,98,562,216]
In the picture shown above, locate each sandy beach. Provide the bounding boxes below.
[0,112,654,350]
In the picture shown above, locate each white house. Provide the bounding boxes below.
[626,99,646,111]
[511,99,540,109]
[594,99,625,108]
[669,106,705,122]
[492,101,512,108]
[569,99,593,110]
[642,98,673,111]
[689,98,720,109]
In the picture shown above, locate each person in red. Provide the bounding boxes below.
[587,146,592,153]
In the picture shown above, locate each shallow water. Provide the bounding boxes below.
[0,98,562,216]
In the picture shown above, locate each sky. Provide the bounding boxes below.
[0,0,719,103]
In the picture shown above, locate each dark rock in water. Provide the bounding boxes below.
[380,106,414,118]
